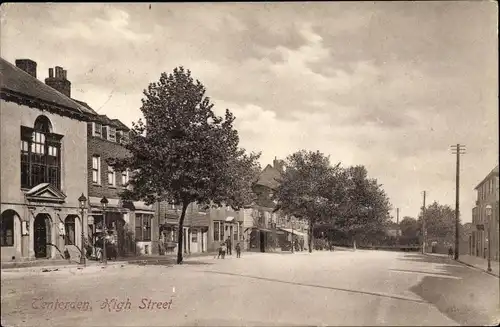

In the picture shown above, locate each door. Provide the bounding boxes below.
[34,215,49,258]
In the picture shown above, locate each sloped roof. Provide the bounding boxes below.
[0,57,91,119]
[73,99,129,131]
[254,164,282,190]
[474,165,499,190]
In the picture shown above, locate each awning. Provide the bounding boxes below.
[279,228,305,237]
[225,216,235,222]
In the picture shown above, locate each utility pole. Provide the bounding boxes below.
[451,144,466,260]
[422,191,426,254]
[396,208,399,224]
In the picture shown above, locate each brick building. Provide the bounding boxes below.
[471,165,499,260]
[1,58,92,262]
[157,202,209,255]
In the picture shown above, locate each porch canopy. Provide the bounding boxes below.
[279,228,305,237]
[244,227,273,233]
[225,216,235,222]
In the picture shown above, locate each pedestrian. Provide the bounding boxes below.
[226,236,232,255]
[215,243,222,259]
[236,242,241,258]
[448,246,453,258]
[221,242,227,259]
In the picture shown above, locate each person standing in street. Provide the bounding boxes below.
[226,236,232,256]
[221,242,227,259]
[236,242,241,258]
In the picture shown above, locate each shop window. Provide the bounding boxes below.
[191,229,198,243]
[213,221,221,241]
[135,214,152,241]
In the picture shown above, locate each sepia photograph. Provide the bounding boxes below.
[0,2,498,326]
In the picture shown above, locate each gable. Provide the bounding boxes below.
[255,165,282,190]
[25,183,67,203]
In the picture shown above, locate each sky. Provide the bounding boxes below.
[1,2,498,223]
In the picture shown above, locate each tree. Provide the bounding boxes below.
[334,166,392,247]
[399,216,420,245]
[273,150,345,253]
[419,201,455,245]
[111,67,260,264]
[399,216,420,238]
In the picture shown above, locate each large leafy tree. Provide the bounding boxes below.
[112,67,260,264]
[419,201,455,244]
[273,150,344,253]
[399,216,421,245]
[334,166,392,247]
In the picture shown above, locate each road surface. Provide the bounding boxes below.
[1,250,499,326]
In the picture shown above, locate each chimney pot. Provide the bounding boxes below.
[55,66,63,78]
[15,59,37,78]
[62,70,67,80]
[49,68,54,78]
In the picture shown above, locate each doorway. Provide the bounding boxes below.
[34,214,51,258]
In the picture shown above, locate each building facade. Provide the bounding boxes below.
[471,165,499,261]
[85,110,158,257]
[1,58,93,262]
[158,202,209,255]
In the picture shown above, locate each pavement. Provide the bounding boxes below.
[1,250,499,326]
[457,254,499,277]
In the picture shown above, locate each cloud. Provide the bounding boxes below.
[1,2,497,223]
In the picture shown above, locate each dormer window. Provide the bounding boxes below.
[108,127,116,142]
[121,131,129,144]
[92,122,102,137]
[116,131,122,144]
[102,126,108,139]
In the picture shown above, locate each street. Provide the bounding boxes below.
[1,250,499,326]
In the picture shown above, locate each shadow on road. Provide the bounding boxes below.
[201,270,426,304]
[397,253,499,326]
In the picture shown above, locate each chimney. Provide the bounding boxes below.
[15,59,37,78]
[45,66,71,98]
[273,157,284,173]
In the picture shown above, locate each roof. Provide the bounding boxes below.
[474,165,499,190]
[0,57,91,119]
[74,99,129,131]
[254,164,282,190]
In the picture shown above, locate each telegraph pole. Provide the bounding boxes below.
[396,208,399,224]
[451,144,466,260]
[422,191,426,254]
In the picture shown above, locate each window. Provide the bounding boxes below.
[107,165,115,186]
[64,217,75,245]
[92,156,101,184]
[121,170,129,186]
[135,214,152,241]
[20,116,61,189]
[1,213,14,247]
[92,122,102,137]
[239,223,243,240]
[191,229,198,243]
[121,131,129,144]
[102,126,108,139]
[213,221,221,241]
[233,225,238,241]
[108,127,116,142]
[116,131,122,144]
